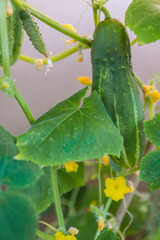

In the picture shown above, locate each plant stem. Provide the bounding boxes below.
[131,37,137,46]
[0,0,11,79]
[12,0,91,47]
[36,229,54,240]
[115,140,153,230]
[116,175,139,229]
[19,44,89,65]
[97,0,103,24]
[92,1,98,27]
[68,187,80,217]
[93,3,111,20]
[122,166,140,177]
[39,221,57,233]
[134,73,144,92]
[13,86,35,125]
[50,166,65,231]
[98,159,102,207]
[94,197,112,240]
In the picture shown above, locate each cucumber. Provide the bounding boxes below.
[0,3,23,66]
[91,19,145,168]
[19,10,47,56]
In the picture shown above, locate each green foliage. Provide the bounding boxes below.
[16,88,123,166]
[125,0,160,44]
[0,190,38,240]
[97,228,120,240]
[144,114,160,146]
[140,151,160,191]
[25,163,85,213]
[0,126,43,189]
[66,212,97,240]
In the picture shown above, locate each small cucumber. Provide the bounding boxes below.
[19,10,47,56]
[0,3,23,66]
[91,19,145,168]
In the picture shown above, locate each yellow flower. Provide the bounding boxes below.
[103,154,110,166]
[64,24,76,32]
[68,227,79,235]
[150,90,160,103]
[63,24,77,45]
[55,232,65,240]
[104,176,130,202]
[64,162,79,173]
[6,6,13,17]
[77,76,92,86]
[98,216,104,231]
[35,59,43,71]
[143,85,155,97]
[128,181,135,193]
[65,235,77,240]
[76,53,83,62]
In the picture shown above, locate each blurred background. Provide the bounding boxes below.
[0,0,160,136]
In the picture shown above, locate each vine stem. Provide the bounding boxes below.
[19,43,89,65]
[92,4,98,27]
[98,159,102,207]
[13,86,35,125]
[134,74,144,92]
[12,0,91,47]
[131,37,137,46]
[115,140,153,229]
[50,166,65,231]
[94,197,112,240]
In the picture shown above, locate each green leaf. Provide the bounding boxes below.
[0,190,38,240]
[0,157,43,189]
[0,126,43,189]
[25,163,85,212]
[97,228,120,240]
[125,0,160,44]
[16,88,123,166]
[0,125,17,157]
[140,151,160,191]
[144,114,160,146]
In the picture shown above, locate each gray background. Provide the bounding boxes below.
[0,0,160,136]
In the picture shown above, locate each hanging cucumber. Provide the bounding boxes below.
[91,19,145,168]
[19,10,47,56]
[0,3,23,66]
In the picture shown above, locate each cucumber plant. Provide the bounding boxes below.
[0,0,160,240]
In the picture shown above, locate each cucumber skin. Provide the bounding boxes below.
[91,19,145,168]
[19,10,46,55]
[0,3,23,66]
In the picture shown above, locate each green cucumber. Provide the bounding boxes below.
[91,19,145,168]
[19,10,47,56]
[0,3,23,66]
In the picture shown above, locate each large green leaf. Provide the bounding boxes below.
[0,190,38,240]
[16,88,123,166]
[97,228,120,240]
[140,151,160,191]
[125,0,160,44]
[0,126,43,189]
[25,163,85,213]
[144,114,160,146]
